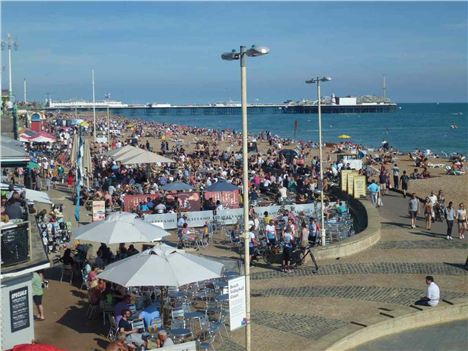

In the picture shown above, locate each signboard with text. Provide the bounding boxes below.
[347,173,355,196]
[10,286,30,333]
[185,211,214,228]
[228,276,247,331]
[92,201,105,222]
[144,213,178,230]
[341,170,353,192]
[215,208,244,225]
[176,192,201,211]
[123,194,159,212]
[353,175,367,199]
[204,190,240,209]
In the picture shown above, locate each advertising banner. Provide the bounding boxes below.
[185,211,214,228]
[204,190,240,209]
[253,205,282,218]
[353,175,367,199]
[215,208,244,225]
[123,194,159,212]
[228,276,247,331]
[176,192,201,211]
[285,203,316,216]
[92,200,105,222]
[143,213,178,230]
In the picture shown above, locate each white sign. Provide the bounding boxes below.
[215,208,244,225]
[185,211,213,228]
[285,203,316,216]
[228,276,247,331]
[150,341,196,351]
[144,213,178,229]
[253,205,282,218]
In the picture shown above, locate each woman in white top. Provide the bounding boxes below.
[456,203,466,239]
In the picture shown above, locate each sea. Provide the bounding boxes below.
[118,103,467,155]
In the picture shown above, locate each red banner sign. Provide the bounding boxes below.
[204,190,240,209]
[176,192,201,211]
[123,194,159,212]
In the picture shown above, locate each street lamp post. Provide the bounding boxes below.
[221,45,269,351]
[105,93,111,148]
[1,33,19,138]
[306,76,332,247]
[92,69,97,142]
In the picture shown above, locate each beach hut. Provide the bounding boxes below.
[204,180,240,208]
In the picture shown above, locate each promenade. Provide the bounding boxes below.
[34,190,468,351]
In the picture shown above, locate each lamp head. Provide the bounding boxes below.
[246,45,270,57]
[221,50,240,61]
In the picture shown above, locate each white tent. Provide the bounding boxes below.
[73,212,170,244]
[98,243,224,287]
[119,149,175,165]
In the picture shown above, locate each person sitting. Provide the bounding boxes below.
[415,276,440,307]
[156,330,174,348]
[336,200,347,215]
[138,303,160,331]
[127,245,139,256]
[118,309,146,349]
[60,248,75,267]
[115,294,132,325]
[105,332,130,351]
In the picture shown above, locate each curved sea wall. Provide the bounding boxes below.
[313,188,380,260]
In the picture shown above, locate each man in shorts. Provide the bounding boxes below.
[400,171,410,198]
[408,193,419,229]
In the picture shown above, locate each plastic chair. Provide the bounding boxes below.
[107,315,118,342]
[60,263,74,283]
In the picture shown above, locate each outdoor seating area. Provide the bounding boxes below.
[102,271,237,350]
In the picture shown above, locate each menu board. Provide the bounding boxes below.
[347,173,355,196]
[92,201,106,222]
[353,176,367,199]
[340,170,352,192]
[1,224,30,266]
[10,286,30,333]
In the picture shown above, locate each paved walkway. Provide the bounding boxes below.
[33,190,468,351]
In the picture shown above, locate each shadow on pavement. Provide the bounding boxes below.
[444,262,468,272]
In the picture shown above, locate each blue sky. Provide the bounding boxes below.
[1,1,467,103]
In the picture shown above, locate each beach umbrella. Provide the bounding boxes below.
[161,182,193,192]
[106,144,137,158]
[119,149,175,165]
[97,243,224,287]
[73,212,170,244]
[337,134,351,139]
[112,146,145,162]
[12,344,65,351]
[205,180,239,192]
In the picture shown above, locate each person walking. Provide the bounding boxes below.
[32,270,45,320]
[392,163,400,190]
[444,201,455,240]
[424,197,433,230]
[408,193,419,229]
[367,180,380,207]
[400,171,410,198]
[456,203,466,239]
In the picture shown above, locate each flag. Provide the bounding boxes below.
[74,127,84,222]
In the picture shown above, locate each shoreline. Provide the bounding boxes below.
[49,111,468,206]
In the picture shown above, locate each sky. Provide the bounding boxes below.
[1,1,467,103]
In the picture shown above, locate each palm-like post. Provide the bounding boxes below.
[306,76,332,246]
[221,45,269,351]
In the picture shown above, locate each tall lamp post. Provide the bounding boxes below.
[92,69,97,142]
[105,92,111,148]
[1,33,19,138]
[221,45,269,351]
[305,76,331,247]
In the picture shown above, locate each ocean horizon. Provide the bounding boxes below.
[113,102,467,155]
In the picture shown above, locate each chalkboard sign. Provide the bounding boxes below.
[10,286,30,332]
[1,223,30,266]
